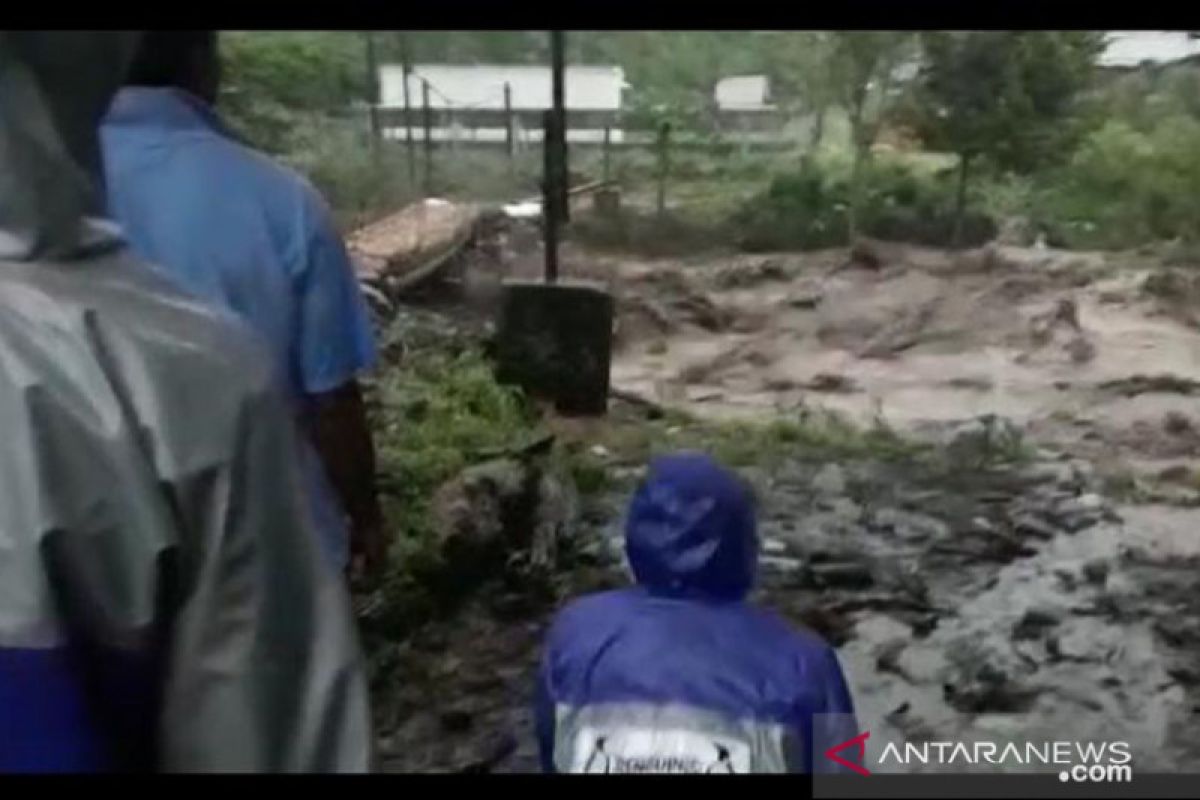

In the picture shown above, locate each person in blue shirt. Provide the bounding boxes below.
[101,31,385,575]
[535,452,860,774]
[0,30,370,773]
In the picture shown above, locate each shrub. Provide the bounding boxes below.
[731,165,848,251]
[730,156,995,251]
[1036,116,1200,249]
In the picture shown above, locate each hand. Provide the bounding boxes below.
[350,519,388,581]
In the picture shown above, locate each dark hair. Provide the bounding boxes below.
[126,31,216,89]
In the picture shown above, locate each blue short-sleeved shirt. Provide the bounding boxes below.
[101,87,379,568]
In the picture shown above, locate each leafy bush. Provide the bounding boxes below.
[220,31,367,154]
[1036,116,1200,249]
[731,156,995,251]
[732,166,848,251]
[372,337,539,543]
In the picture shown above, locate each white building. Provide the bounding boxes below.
[1100,31,1200,69]
[377,63,628,144]
[714,75,772,111]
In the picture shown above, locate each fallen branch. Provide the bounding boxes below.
[611,387,668,418]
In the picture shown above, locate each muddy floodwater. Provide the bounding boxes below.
[377,239,1200,774]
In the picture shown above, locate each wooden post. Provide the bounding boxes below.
[543,110,560,285]
[551,30,569,224]
[400,35,416,186]
[422,79,433,195]
[603,125,611,183]
[656,121,671,216]
[504,82,514,166]
[363,31,380,157]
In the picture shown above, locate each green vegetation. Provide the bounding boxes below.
[827,32,917,240]
[909,32,1103,245]
[372,339,537,544]
[731,154,997,251]
[1036,115,1200,248]
[361,326,542,642]
[220,30,1200,251]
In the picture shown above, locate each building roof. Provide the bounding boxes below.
[714,75,772,110]
[377,64,627,111]
[1100,31,1200,69]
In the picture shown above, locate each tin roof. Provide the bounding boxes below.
[378,64,627,111]
[714,75,771,110]
[1100,31,1200,69]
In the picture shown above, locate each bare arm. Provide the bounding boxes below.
[306,379,385,576]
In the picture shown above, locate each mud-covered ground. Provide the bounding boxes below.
[373,229,1200,773]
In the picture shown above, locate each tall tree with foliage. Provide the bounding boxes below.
[220,31,369,153]
[913,31,1102,246]
[829,31,915,241]
[760,32,839,154]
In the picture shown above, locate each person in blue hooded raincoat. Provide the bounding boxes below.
[535,452,859,774]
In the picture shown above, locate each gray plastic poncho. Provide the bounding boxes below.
[0,32,371,772]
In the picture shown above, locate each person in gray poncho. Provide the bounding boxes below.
[0,31,371,772]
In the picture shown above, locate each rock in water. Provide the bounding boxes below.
[847,239,885,271]
[1012,513,1060,541]
[788,289,824,310]
[812,464,848,497]
[1164,412,1194,436]
[1081,558,1110,587]
[1012,607,1061,641]
[807,373,856,393]
[714,257,790,289]
[1065,335,1096,364]
[944,415,1024,467]
[804,561,875,589]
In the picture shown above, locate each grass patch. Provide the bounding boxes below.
[373,344,539,539]
[564,402,929,485]
[362,326,544,640]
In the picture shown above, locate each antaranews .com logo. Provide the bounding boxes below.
[823,730,1133,783]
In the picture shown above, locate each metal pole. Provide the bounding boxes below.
[422,79,433,195]
[363,31,380,156]
[504,82,514,166]
[543,109,559,284]
[401,34,416,186]
[603,125,611,183]
[657,121,671,216]
[551,30,569,223]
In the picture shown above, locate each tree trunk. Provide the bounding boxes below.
[848,143,863,243]
[952,152,972,250]
[811,103,827,153]
[846,82,869,243]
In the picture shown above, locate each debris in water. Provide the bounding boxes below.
[1081,558,1110,587]
[807,373,858,393]
[1099,374,1200,398]
[1012,607,1061,641]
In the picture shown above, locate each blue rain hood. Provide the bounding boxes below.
[625,452,758,600]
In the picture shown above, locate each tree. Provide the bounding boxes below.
[829,32,915,241]
[913,31,1102,246]
[760,32,839,154]
[220,31,368,152]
